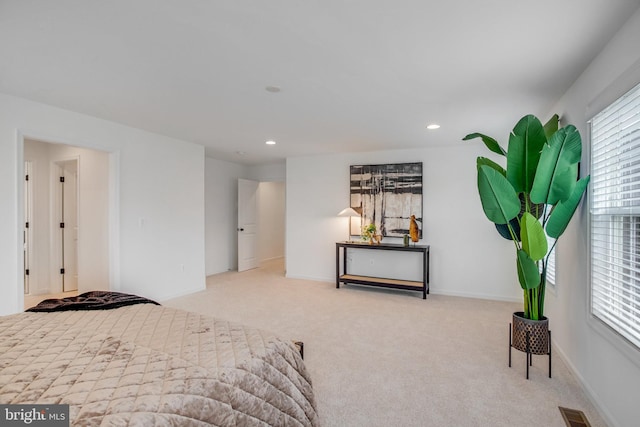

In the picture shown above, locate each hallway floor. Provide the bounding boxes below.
[24,290,78,311]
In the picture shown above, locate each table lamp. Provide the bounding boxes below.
[338,207,360,242]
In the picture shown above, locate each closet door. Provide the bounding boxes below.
[54,160,79,292]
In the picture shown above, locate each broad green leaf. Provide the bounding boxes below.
[530,125,582,204]
[549,164,578,202]
[477,157,506,176]
[495,218,521,241]
[463,133,506,156]
[517,249,541,290]
[543,114,559,139]
[546,176,590,238]
[520,212,547,261]
[506,115,547,193]
[477,165,520,224]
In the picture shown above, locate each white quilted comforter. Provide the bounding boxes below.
[0,304,319,426]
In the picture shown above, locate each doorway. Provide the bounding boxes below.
[257,181,285,267]
[22,138,110,309]
[237,179,259,272]
[236,179,286,273]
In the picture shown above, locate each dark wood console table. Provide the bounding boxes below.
[335,242,430,299]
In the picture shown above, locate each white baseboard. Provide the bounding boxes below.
[551,342,617,427]
[285,273,334,283]
[260,256,284,263]
[430,288,521,303]
[158,285,206,303]
[283,275,522,304]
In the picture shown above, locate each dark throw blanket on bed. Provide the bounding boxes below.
[26,291,160,312]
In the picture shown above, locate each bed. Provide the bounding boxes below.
[0,292,319,426]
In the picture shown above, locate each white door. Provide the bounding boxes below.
[238,179,259,272]
[63,161,79,291]
[54,160,79,292]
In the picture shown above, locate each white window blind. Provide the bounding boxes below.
[590,82,640,349]
[546,239,556,286]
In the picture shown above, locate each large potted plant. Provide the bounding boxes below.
[464,114,590,357]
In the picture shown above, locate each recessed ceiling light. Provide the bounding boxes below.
[426,124,440,130]
[265,140,276,145]
[265,86,281,93]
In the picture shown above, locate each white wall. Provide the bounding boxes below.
[544,8,640,427]
[258,181,285,262]
[247,162,286,182]
[0,93,206,314]
[23,140,110,295]
[286,146,520,302]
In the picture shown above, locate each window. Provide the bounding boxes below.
[590,82,640,349]
[546,238,556,286]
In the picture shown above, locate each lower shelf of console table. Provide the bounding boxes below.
[336,242,430,299]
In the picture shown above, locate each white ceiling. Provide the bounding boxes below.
[1,1,639,165]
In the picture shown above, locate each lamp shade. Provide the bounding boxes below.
[338,207,360,217]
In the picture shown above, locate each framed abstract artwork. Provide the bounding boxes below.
[350,162,423,238]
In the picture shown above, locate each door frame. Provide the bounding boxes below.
[23,160,33,295]
[15,131,120,311]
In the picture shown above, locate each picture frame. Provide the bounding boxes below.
[349,162,423,238]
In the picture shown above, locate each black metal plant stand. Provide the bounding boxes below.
[508,323,552,379]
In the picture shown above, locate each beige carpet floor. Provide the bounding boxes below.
[164,259,606,427]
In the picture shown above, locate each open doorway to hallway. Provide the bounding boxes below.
[22,139,110,310]
[237,180,286,273]
[257,181,285,272]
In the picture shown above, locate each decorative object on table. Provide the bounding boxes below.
[350,163,422,238]
[403,234,409,246]
[464,113,589,379]
[409,214,419,243]
[361,223,377,244]
[337,207,361,242]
